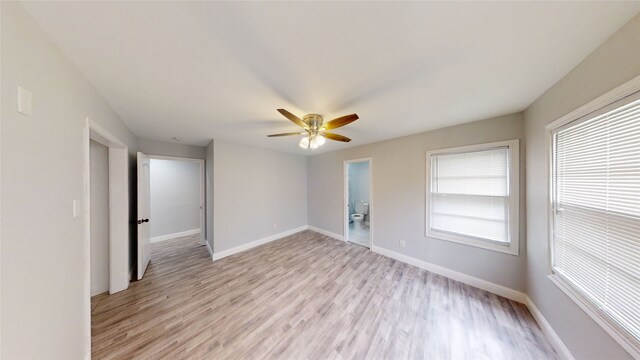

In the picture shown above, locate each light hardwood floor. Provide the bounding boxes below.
[92,230,558,360]
[348,222,370,248]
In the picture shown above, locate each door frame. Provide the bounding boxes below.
[83,117,130,297]
[147,155,206,245]
[343,157,373,249]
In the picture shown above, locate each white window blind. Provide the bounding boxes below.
[552,96,640,346]
[429,146,511,244]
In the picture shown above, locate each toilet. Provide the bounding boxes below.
[350,202,369,230]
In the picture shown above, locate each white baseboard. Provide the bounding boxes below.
[525,295,575,360]
[92,222,575,359]
[151,229,200,243]
[205,240,214,258]
[211,225,308,261]
[308,225,344,241]
[208,226,573,359]
[371,245,527,304]
[305,226,525,303]
[367,244,573,357]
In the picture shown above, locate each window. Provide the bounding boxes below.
[426,140,519,255]
[550,91,640,354]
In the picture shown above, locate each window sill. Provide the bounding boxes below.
[548,273,640,358]
[426,230,518,256]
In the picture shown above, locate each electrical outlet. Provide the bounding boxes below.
[273,223,277,230]
[399,240,406,248]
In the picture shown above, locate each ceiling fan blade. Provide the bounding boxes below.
[322,114,359,130]
[322,132,351,142]
[267,132,304,137]
[277,109,308,128]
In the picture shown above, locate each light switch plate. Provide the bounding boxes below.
[17,86,33,116]
[73,200,81,218]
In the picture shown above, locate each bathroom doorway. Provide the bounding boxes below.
[344,158,372,248]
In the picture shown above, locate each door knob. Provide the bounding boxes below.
[137,219,150,224]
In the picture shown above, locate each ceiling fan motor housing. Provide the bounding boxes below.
[302,114,323,130]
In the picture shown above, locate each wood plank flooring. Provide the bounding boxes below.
[91,230,558,360]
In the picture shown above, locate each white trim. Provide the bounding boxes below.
[525,295,575,360]
[549,274,640,359]
[83,118,131,360]
[200,161,205,245]
[308,225,344,241]
[151,229,201,243]
[343,157,373,249]
[343,161,348,243]
[308,228,576,358]
[147,154,203,162]
[212,226,309,261]
[545,75,640,359]
[86,118,130,294]
[371,245,526,303]
[425,139,520,256]
[81,120,91,360]
[205,240,214,259]
[546,129,554,275]
[545,74,640,130]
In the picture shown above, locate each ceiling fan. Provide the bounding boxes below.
[268,109,359,149]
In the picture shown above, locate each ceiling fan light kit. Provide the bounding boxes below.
[268,109,359,150]
[299,133,326,150]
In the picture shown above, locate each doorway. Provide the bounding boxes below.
[83,118,130,296]
[137,154,205,280]
[344,158,372,248]
[149,156,205,244]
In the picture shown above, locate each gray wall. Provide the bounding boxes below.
[524,13,640,360]
[213,140,308,252]
[1,3,139,358]
[150,159,201,238]
[90,141,110,296]
[308,113,526,291]
[206,140,214,250]
[139,138,206,159]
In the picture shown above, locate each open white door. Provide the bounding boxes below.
[137,152,151,280]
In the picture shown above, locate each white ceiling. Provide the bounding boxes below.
[22,1,640,155]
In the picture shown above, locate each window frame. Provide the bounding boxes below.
[425,139,520,255]
[545,75,640,358]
